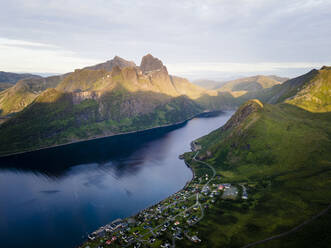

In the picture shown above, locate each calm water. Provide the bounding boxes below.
[0,111,233,248]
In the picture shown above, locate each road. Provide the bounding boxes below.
[126,151,216,247]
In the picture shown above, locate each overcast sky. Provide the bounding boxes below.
[0,0,330,80]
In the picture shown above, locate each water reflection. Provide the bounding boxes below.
[0,111,233,248]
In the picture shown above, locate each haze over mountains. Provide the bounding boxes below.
[0,54,232,155]
[0,71,41,91]
[0,53,329,156]
[194,75,288,91]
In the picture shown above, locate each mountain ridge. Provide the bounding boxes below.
[0,54,235,156]
[182,69,331,247]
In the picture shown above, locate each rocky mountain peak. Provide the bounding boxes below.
[140,54,165,73]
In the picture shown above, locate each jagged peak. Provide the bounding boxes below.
[140,54,165,73]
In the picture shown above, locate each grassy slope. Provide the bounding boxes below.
[286,66,331,112]
[181,101,331,247]
[0,82,39,116]
[0,75,64,116]
[240,66,331,112]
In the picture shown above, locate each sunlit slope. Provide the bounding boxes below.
[217,75,286,92]
[241,66,331,112]
[0,75,64,116]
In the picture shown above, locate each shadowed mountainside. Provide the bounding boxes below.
[0,54,237,156]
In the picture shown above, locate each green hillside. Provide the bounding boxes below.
[0,54,240,156]
[0,75,64,116]
[180,91,331,246]
[285,66,331,112]
[241,66,331,112]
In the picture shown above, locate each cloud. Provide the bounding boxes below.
[0,0,330,76]
[0,38,99,73]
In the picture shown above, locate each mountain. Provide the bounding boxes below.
[0,71,41,91]
[0,75,64,116]
[139,53,164,72]
[181,68,331,247]
[217,75,288,93]
[83,56,136,71]
[0,54,236,156]
[192,79,227,90]
[242,66,331,112]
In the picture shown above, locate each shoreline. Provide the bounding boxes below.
[0,110,226,158]
[79,151,198,247]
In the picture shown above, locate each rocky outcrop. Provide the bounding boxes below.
[140,54,165,73]
[221,99,263,131]
[72,91,102,104]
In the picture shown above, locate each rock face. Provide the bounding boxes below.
[140,54,165,73]
[84,56,136,71]
[221,99,263,131]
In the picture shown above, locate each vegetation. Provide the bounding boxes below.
[0,55,238,156]
[180,97,331,247]
[0,87,203,156]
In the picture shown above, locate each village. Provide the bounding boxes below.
[81,150,248,248]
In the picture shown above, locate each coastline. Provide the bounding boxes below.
[0,110,225,158]
[79,151,198,248]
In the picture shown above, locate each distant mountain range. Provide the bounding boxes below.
[0,54,235,155]
[194,75,288,91]
[0,54,329,156]
[0,71,41,91]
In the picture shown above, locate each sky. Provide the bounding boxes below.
[0,0,330,80]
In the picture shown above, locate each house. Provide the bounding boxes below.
[223,183,231,189]
[218,185,224,190]
[191,235,201,242]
